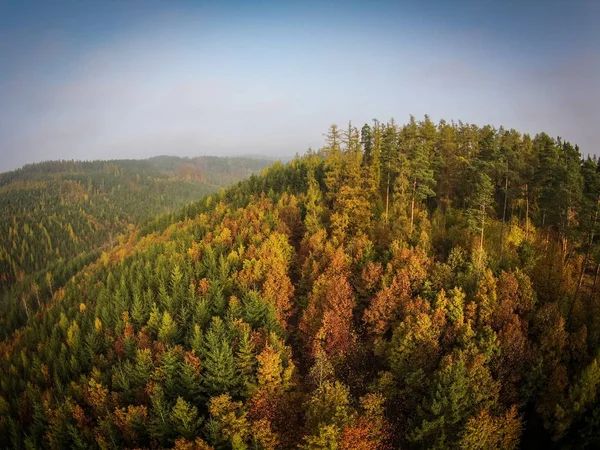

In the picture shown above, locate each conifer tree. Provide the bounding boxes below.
[360,124,373,166]
[202,318,239,397]
[380,121,398,223]
[466,171,495,253]
[158,311,177,345]
[408,139,436,235]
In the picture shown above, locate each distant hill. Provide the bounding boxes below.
[0,155,271,337]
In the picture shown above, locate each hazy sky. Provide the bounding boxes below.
[0,0,598,172]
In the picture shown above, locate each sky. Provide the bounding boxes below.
[0,0,598,172]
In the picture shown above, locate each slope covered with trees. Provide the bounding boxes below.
[0,156,272,340]
[2,117,600,449]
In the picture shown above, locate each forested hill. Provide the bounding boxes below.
[2,117,600,449]
[0,156,272,339]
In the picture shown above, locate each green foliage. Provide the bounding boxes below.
[2,117,600,449]
[201,318,239,397]
[409,348,500,449]
[0,156,272,340]
[172,397,203,440]
[158,311,177,345]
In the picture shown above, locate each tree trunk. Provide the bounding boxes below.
[480,204,485,252]
[578,204,600,306]
[525,184,529,239]
[564,249,575,270]
[572,253,589,317]
[590,198,599,247]
[518,202,522,227]
[410,180,416,235]
[547,241,554,287]
[590,263,600,303]
[22,295,30,321]
[385,172,390,225]
[501,175,508,258]
[562,235,569,267]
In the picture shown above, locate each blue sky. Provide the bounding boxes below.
[0,0,598,172]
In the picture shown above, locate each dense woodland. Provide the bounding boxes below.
[0,156,271,341]
[2,116,600,449]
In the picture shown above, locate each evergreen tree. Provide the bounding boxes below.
[360,123,373,166]
[380,121,398,223]
[408,138,436,235]
[202,318,239,397]
[466,171,495,253]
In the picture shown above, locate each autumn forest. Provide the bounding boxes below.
[2,116,600,449]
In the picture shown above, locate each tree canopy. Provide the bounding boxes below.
[1,118,600,449]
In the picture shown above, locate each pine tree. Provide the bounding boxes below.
[408,139,436,235]
[134,348,154,388]
[148,383,173,443]
[409,349,500,448]
[380,121,398,223]
[158,311,177,345]
[466,171,495,254]
[324,124,344,202]
[202,318,239,397]
[45,272,54,297]
[236,323,257,395]
[305,169,324,233]
[172,397,202,440]
[360,124,373,166]
[181,350,203,403]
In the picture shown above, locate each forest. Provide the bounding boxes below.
[0,155,271,341]
[1,116,600,449]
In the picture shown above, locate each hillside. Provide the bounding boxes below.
[0,156,272,340]
[1,117,600,449]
